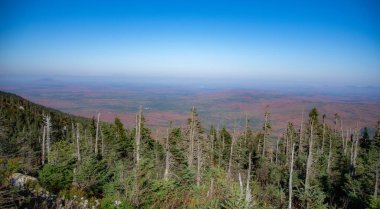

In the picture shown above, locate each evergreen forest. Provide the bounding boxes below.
[1,90,380,209]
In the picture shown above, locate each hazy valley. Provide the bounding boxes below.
[1,77,379,135]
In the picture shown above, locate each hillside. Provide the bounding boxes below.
[0,90,92,159]
[0,90,380,208]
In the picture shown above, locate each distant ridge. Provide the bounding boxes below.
[0,90,90,122]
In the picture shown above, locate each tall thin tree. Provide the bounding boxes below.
[245,152,252,204]
[41,125,46,165]
[95,112,100,155]
[76,123,81,162]
[298,111,304,156]
[188,107,196,168]
[164,125,171,180]
[305,121,314,209]
[262,111,269,158]
[288,143,296,209]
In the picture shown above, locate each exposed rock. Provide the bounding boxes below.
[9,173,38,188]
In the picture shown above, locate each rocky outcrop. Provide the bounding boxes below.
[9,173,38,188]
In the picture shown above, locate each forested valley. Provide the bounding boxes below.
[1,90,379,209]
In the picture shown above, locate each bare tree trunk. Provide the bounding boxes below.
[238,173,244,197]
[350,133,355,166]
[95,113,100,155]
[352,131,359,173]
[164,127,170,180]
[262,112,269,158]
[76,123,81,162]
[288,144,296,209]
[285,132,289,158]
[245,114,249,145]
[221,133,225,168]
[288,127,293,161]
[136,107,142,166]
[155,129,159,179]
[134,106,142,206]
[196,136,202,187]
[45,115,52,155]
[298,111,304,156]
[245,152,252,204]
[210,133,214,165]
[207,178,214,198]
[101,127,104,157]
[305,121,313,209]
[345,128,349,156]
[227,135,235,180]
[327,135,332,174]
[321,116,326,154]
[188,107,195,168]
[42,125,46,165]
[218,129,222,168]
[341,119,345,155]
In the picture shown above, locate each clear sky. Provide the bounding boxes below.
[1,0,379,86]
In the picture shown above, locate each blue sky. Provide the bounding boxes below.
[1,0,379,85]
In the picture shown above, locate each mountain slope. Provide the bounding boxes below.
[0,90,92,172]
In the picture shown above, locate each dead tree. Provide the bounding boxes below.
[207,178,214,198]
[134,106,142,205]
[188,107,196,168]
[219,131,225,168]
[196,135,202,187]
[345,128,349,156]
[101,128,104,157]
[245,152,252,204]
[262,111,269,158]
[210,132,214,165]
[285,132,289,157]
[136,106,142,166]
[41,125,46,165]
[350,132,355,166]
[245,114,249,145]
[164,126,170,180]
[352,129,359,174]
[298,111,304,156]
[341,119,345,155]
[227,133,235,180]
[44,114,52,155]
[327,135,332,174]
[95,113,101,155]
[321,114,326,154]
[288,124,294,160]
[305,121,314,209]
[288,144,296,209]
[238,173,244,197]
[76,123,81,162]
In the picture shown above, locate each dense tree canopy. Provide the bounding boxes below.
[0,91,379,209]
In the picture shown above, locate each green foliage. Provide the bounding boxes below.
[368,196,380,209]
[74,156,112,196]
[39,162,73,193]
[2,91,380,209]
[0,157,21,185]
[39,141,75,193]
